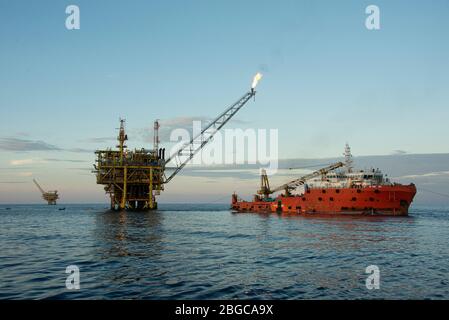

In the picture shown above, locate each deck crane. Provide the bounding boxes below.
[163,73,263,184]
[33,179,59,205]
[257,162,345,199]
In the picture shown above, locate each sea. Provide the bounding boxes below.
[0,203,448,299]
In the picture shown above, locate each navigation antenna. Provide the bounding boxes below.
[344,143,353,173]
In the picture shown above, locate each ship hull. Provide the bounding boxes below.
[231,184,417,216]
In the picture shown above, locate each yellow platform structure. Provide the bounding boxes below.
[94,120,164,210]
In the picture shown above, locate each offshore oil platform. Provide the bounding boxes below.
[93,73,263,210]
[33,179,59,205]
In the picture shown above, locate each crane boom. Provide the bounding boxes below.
[164,89,256,183]
[33,179,45,195]
[258,162,345,197]
[271,162,344,193]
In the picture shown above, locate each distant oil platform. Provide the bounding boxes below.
[93,73,263,211]
[33,179,59,205]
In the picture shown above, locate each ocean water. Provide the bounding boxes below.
[0,203,448,300]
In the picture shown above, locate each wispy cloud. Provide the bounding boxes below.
[67,167,92,171]
[17,172,33,177]
[10,159,42,166]
[137,116,249,143]
[0,137,93,154]
[395,171,449,179]
[138,116,209,143]
[0,181,28,184]
[79,137,116,144]
[66,147,93,153]
[392,150,407,155]
[15,132,30,137]
[9,157,88,166]
[0,138,61,152]
[44,158,88,163]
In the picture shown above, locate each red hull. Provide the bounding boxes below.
[231,184,417,216]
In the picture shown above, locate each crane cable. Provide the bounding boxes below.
[287,163,334,170]
[419,187,449,199]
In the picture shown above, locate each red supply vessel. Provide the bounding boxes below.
[231,144,416,216]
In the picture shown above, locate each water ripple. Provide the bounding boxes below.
[0,204,448,299]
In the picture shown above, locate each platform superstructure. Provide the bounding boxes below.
[94,119,164,210]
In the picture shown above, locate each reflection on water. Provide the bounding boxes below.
[94,210,164,258]
[0,204,448,299]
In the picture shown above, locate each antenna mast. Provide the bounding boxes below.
[153,120,160,153]
[117,119,128,163]
[344,143,353,173]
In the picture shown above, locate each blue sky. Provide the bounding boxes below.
[1,0,449,203]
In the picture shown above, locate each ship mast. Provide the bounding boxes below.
[344,143,353,173]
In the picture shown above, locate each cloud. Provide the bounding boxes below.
[0,137,93,154]
[79,137,116,144]
[137,116,250,144]
[44,158,88,163]
[167,164,313,180]
[392,150,407,155]
[0,181,28,184]
[138,116,209,143]
[15,132,30,137]
[9,158,88,167]
[395,171,449,179]
[66,148,93,153]
[10,159,41,166]
[17,172,33,177]
[67,167,92,171]
[0,138,61,152]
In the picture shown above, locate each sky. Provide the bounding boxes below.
[1,0,449,204]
